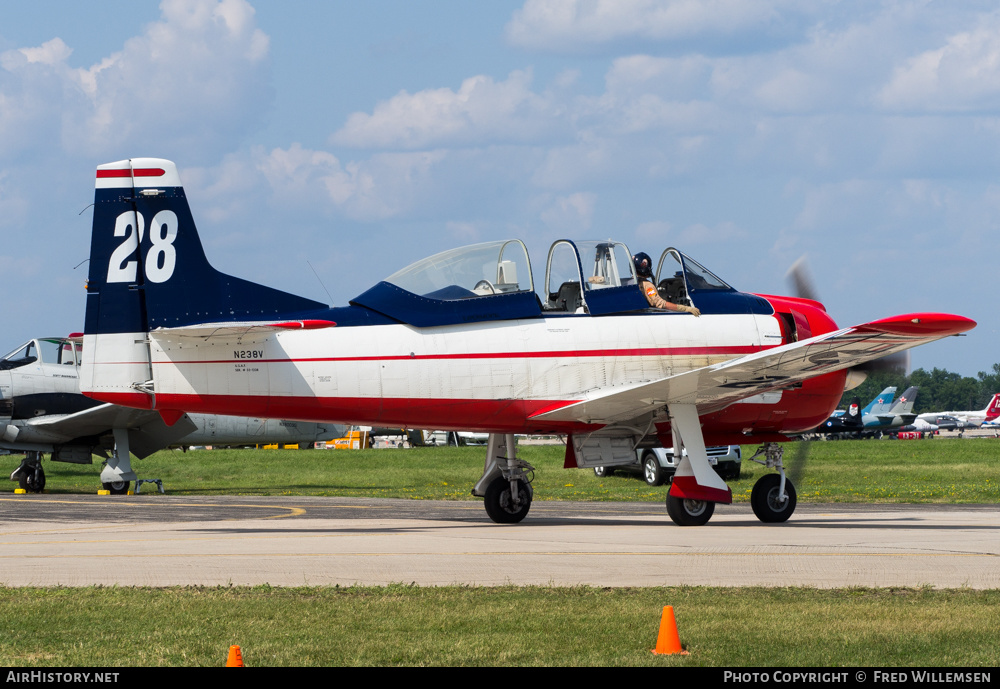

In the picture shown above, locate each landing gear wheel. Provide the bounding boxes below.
[642,452,664,486]
[593,466,612,477]
[102,480,130,496]
[18,468,45,493]
[750,474,797,523]
[484,476,532,524]
[666,494,715,526]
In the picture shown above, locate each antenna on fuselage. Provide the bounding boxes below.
[307,260,335,307]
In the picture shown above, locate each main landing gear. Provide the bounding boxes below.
[100,428,137,496]
[746,443,797,523]
[473,433,535,523]
[664,442,798,526]
[10,452,45,493]
[665,494,714,526]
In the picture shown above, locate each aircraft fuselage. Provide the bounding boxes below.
[84,304,846,448]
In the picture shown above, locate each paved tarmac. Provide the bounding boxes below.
[1,494,997,588]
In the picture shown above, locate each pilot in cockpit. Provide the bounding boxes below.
[633,253,701,316]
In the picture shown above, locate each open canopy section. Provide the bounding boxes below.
[655,248,772,316]
[543,240,649,315]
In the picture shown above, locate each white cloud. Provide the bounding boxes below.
[184,144,454,224]
[446,221,481,241]
[506,0,808,53]
[677,221,746,244]
[540,192,595,232]
[879,13,1000,112]
[0,0,271,163]
[12,38,72,66]
[331,69,565,150]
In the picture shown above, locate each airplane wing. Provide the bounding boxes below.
[26,403,198,458]
[530,313,974,425]
[150,319,337,343]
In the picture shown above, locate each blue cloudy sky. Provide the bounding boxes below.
[1,0,996,375]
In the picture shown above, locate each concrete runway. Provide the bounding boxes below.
[1,494,998,588]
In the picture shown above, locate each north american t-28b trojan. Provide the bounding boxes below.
[80,159,976,525]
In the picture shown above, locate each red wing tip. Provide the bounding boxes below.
[858,313,976,336]
[273,320,337,330]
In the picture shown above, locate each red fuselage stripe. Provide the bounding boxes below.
[107,344,769,367]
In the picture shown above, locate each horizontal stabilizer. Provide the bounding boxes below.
[151,319,337,343]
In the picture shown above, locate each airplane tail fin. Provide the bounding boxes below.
[82,158,327,407]
[844,397,862,427]
[984,393,1000,421]
[889,386,919,414]
[862,386,896,415]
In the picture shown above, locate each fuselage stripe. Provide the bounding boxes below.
[129,344,770,367]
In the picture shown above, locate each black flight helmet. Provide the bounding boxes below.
[633,252,653,279]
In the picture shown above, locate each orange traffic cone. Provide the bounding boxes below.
[651,606,689,655]
[226,645,244,667]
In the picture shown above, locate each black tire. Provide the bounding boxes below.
[593,466,612,478]
[484,476,532,524]
[18,468,45,494]
[642,452,665,486]
[102,480,131,496]
[666,494,715,526]
[750,474,796,523]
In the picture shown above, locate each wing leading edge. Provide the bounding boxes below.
[530,312,975,426]
[24,403,198,458]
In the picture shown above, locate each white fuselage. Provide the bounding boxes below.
[83,312,783,431]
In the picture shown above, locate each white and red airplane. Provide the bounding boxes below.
[79,158,976,526]
[914,393,1000,429]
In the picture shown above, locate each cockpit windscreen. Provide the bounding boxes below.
[385,240,533,299]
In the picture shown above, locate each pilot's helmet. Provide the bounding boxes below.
[633,252,653,278]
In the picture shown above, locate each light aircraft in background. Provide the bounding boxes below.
[815,386,920,438]
[914,393,1000,429]
[896,414,968,435]
[815,385,896,434]
[79,158,976,526]
[2,336,337,494]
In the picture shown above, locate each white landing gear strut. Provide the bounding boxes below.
[99,427,136,495]
[472,433,535,524]
[665,403,732,526]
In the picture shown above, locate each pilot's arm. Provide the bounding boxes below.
[642,280,701,316]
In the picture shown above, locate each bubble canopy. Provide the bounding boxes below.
[349,237,768,327]
[385,240,533,299]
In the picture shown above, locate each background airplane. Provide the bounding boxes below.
[2,336,338,494]
[914,393,1000,429]
[813,386,896,435]
[863,386,920,433]
[78,158,975,526]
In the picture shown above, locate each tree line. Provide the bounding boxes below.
[838,363,1000,414]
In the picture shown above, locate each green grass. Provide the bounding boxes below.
[7,439,1000,667]
[22,438,1000,504]
[1,585,997,667]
